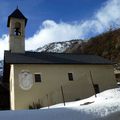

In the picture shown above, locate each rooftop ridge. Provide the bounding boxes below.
[7,8,27,27]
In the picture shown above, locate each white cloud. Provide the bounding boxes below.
[0,0,120,60]
[0,35,9,60]
[95,0,120,28]
[25,20,84,50]
[26,0,120,50]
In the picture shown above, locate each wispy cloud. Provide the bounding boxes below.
[25,20,84,50]
[0,35,9,59]
[95,0,120,28]
[0,0,120,60]
[26,0,120,50]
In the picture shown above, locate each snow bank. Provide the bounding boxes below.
[0,88,120,120]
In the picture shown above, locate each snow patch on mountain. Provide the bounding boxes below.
[36,39,84,53]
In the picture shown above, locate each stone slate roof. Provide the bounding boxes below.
[3,51,113,83]
[7,8,27,27]
[4,51,112,65]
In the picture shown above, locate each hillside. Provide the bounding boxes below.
[35,28,120,64]
[83,28,120,63]
[36,39,85,53]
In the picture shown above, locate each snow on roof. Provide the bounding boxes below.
[0,88,120,120]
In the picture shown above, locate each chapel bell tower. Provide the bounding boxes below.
[7,8,27,53]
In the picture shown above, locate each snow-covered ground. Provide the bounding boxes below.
[0,88,120,120]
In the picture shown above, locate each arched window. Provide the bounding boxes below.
[14,22,21,36]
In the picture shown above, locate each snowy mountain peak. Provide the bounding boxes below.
[36,39,85,53]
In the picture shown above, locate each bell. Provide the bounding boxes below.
[14,27,21,36]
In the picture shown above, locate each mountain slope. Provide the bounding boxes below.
[82,28,120,63]
[36,39,85,53]
[36,28,120,63]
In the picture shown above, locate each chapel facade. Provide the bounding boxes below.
[3,8,117,110]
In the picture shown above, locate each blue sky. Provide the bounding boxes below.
[0,0,120,59]
[0,0,105,38]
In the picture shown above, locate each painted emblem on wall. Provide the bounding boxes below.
[19,71,33,90]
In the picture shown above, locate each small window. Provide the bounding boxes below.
[115,74,120,79]
[35,74,41,82]
[68,73,73,81]
[94,84,100,94]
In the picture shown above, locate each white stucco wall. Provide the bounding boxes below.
[10,64,15,110]
[10,64,117,110]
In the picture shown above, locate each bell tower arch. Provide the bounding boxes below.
[7,8,27,53]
